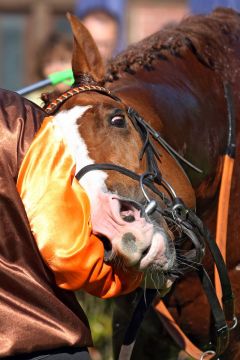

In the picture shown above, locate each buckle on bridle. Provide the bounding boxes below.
[139,172,158,216]
[172,198,188,222]
[228,315,238,330]
[200,350,217,360]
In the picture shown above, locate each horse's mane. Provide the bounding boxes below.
[105,7,240,83]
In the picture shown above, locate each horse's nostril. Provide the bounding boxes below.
[122,215,135,223]
[122,232,137,253]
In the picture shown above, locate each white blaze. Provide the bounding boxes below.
[52,106,108,207]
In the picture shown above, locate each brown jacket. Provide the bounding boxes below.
[0,89,142,358]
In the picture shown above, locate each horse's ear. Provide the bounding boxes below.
[66,12,105,84]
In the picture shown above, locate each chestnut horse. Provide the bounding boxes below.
[39,8,240,359]
[2,6,239,360]
[0,11,199,360]
[98,7,240,360]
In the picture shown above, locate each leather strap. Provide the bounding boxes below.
[118,289,157,360]
[154,83,236,359]
[155,301,215,360]
[154,152,235,360]
[215,155,234,302]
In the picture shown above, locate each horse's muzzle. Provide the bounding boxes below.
[91,193,175,272]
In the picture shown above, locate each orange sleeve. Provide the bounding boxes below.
[17,116,142,298]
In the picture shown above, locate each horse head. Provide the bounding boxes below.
[43,14,198,286]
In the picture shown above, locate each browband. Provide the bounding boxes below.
[45,85,113,114]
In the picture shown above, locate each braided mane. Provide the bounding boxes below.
[105,7,240,83]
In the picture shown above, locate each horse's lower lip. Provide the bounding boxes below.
[138,231,175,271]
[142,244,151,257]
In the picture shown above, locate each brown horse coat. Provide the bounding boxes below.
[105,8,240,359]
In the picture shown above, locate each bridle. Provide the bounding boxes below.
[46,84,205,266]
[45,83,236,360]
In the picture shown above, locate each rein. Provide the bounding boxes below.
[45,83,236,360]
[154,83,237,360]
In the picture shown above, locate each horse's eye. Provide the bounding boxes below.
[110,115,126,128]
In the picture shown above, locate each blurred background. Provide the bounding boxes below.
[0,0,189,92]
[3,0,238,92]
[1,0,239,359]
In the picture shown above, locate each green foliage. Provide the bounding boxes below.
[76,291,114,360]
